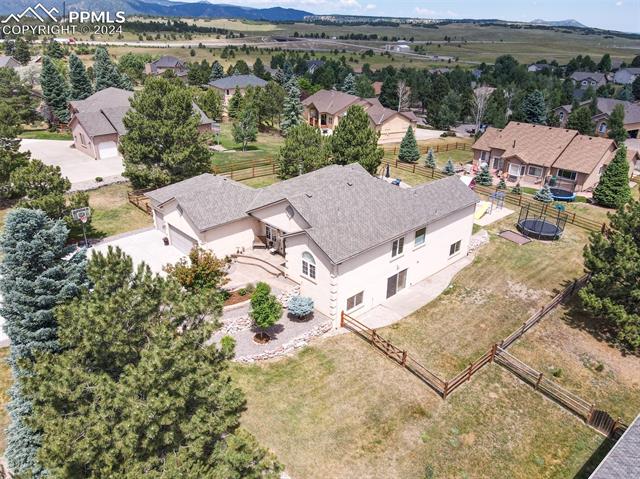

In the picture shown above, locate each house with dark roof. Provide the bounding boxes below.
[69,87,213,160]
[554,98,640,138]
[588,414,640,479]
[302,89,418,143]
[613,67,640,85]
[146,163,478,326]
[144,55,188,79]
[472,121,622,192]
[208,74,268,109]
[570,71,607,89]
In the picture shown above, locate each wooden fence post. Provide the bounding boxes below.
[443,382,448,399]
[401,351,407,366]
[587,404,595,424]
[466,363,473,382]
[535,372,543,390]
[412,163,416,173]
[340,311,345,328]
[489,343,497,363]
[611,417,621,437]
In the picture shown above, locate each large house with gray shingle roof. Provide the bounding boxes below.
[554,98,640,138]
[69,87,213,160]
[147,163,478,326]
[302,89,418,143]
[144,55,188,80]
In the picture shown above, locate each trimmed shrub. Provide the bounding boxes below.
[287,295,314,318]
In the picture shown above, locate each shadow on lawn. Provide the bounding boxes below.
[573,437,616,479]
[560,298,639,358]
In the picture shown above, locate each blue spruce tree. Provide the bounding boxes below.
[0,209,88,477]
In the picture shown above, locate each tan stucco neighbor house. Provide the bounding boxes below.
[302,90,418,144]
[69,87,214,160]
[472,122,620,192]
[146,163,478,327]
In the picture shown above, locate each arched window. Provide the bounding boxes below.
[302,252,316,279]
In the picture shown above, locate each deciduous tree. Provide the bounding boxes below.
[607,104,628,145]
[232,107,258,151]
[11,160,71,219]
[566,106,595,135]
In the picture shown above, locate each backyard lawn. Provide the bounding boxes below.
[231,213,639,478]
[85,184,153,239]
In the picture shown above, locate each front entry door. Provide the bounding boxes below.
[386,269,407,299]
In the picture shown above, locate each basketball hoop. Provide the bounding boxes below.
[71,207,91,247]
[79,214,88,224]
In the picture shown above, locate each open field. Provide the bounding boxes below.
[231,209,639,478]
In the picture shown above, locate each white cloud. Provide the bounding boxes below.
[615,1,623,5]
[415,7,459,18]
[415,7,437,16]
[365,3,376,10]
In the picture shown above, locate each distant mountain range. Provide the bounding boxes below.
[529,18,587,28]
[0,0,313,21]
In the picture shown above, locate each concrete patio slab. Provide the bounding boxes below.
[92,228,185,274]
[474,204,515,226]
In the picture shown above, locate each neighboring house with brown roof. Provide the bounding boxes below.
[0,56,20,68]
[69,87,213,160]
[472,122,620,192]
[146,163,478,327]
[302,90,417,143]
[144,55,188,80]
[554,98,640,138]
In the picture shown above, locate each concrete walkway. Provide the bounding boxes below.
[353,254,474,330]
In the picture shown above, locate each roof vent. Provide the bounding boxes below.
[347,181,353,186]
[305,193,313,198]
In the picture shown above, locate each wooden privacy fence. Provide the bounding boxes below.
[387,160,605,233]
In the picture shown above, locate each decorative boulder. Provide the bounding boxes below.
[287,295,314,319]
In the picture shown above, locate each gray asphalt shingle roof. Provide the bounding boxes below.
[148,164,478,264]
[589,414,640,479]
[70,87,211,138]
[208,74,267,89]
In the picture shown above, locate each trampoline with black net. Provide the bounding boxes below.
[516,203,567,241]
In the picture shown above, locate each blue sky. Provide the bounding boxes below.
[200,0,640,33]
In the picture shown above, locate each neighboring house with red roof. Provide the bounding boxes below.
[472,122,623,192]
[554,98,640,138]
[69,87,213,160]
[302,89,417,144]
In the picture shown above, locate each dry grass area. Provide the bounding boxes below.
[0,349,10,453]
[509,303,640,423]
[233,335,605,479]
[380,217,592,376]
[86,183,153,239]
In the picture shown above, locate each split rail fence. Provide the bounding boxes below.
[382,141,472,156]
[341,274,628,438]
[127,191,152,215]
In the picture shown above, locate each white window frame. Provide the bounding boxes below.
[492,157,504,170]
[599,122,607,134]
[508,163,524,177]
[449,240,461,256]
[302,251,316,280]
[527,165,544,177]
[346,291,364,311]
[391,237,404,258]
[414,227,426,247]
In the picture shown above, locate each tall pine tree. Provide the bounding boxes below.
[93,47,130,91]
[121,77,211,189]
[40,56,70,124]
[341,73,356,95]
[277,122,327,179]
[24,247,281,477]
[68,53,93,101]
[593,146,631,208]
[521,89,547,125]
[329,105,384,175]
[280,80,303,135]
[0,209,87,478]
[567,106,595,135]
[607,104,627,145]
[210,60,225,81]
[398,126,419,163]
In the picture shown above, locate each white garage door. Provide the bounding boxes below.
[169,225,197,254]
[98,141,118,159]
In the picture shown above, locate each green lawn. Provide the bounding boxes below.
[85,184,152,239]
[212,122,284,170]
[19,130,73,141]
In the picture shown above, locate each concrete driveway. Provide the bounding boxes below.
[92,228,185,275]
[20,139,125,190]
